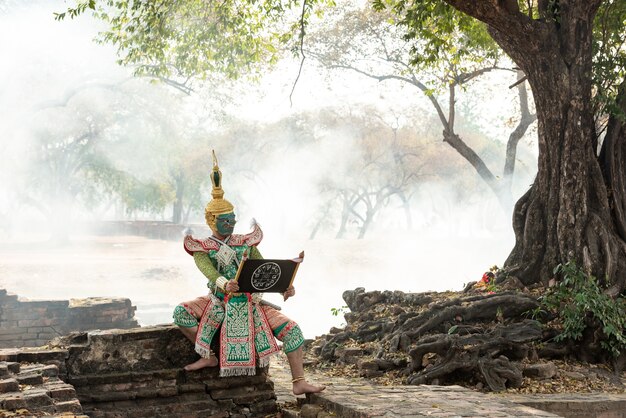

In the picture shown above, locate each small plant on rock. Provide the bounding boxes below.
[330,305,349,317]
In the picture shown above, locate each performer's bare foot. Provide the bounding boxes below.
[183,356,218,371]
[292,380,326,395]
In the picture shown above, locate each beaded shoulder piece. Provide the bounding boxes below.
[183,223,263,256]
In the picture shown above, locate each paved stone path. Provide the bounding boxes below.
[269,354,559,417]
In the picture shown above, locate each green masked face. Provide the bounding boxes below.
[215,212,236,236]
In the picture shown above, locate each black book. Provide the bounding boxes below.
[234,258,299,293]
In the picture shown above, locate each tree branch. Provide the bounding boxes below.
[289,0,309,106]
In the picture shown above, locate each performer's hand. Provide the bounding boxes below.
[225,280,239,293]
[292,250,305,263]
[283,285,295,301]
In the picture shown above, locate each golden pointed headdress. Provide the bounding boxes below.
[204,151,234,230]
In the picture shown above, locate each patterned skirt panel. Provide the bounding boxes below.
[261,305,305,353]
[172,295,211,327]
[173,296,304,353]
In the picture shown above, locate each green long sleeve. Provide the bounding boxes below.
[193,252,220,289]
[249,246,262,260]
[193,245,262,291]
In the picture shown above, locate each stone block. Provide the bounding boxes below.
[157,378,177,388]
[200,373,268,390]
[0,378,19,393]
[156,387,178,397]
[16,372,44,385]
[37,332,60,341]
[0,328,26,337]
[23,317,60,328]
[0,350,19,362]
[25,300,69,309]
[249,399,278,415]
[27,327,44,333]
[4,362,20,373]
[68,372,131,387]
[0,364,8,378]
[178,383,207,394]
[54,399,83,413]
[210,385,255,400]
[135,388,160,399]
[0,338,22,347]
[227,389,274,405]
[16,348,68,363]
[47,384,77,401]
[1,395,27,410]
[22,389,54,407]
[40,364,59,377]
[90,390,135,402]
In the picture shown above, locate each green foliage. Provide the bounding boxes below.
[541,261,626,358]
[55,0,333,81]
[592,0,626,127]
[371,0,500,70]
[330,305,349,316]
[54,0,96,20]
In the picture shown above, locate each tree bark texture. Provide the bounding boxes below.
[444,0,626,293]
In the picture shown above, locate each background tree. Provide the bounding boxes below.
[307,5,536,210]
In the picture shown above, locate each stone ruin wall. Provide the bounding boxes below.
[0,289,138,348]
[0,289,277,417]
[0,325,278,417]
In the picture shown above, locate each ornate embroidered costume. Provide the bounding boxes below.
[173,152,304,377]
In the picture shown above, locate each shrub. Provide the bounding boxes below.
[540,261,626,357]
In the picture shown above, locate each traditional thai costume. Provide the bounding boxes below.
[173,153,304,377]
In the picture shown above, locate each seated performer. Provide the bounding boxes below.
[173,152,325,395]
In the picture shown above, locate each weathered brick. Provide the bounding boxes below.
[5,362,20,373]
[37,333,60,341]
[47,385,77,401]
[0,351,19,362]
[54,399,83,413]
[231,390,275,405]
[0,328,26,337]
[22,389,54,407]
[27,327,44,333]
[1,395,27,410]
[178,383,206,394]
[0,378,19,393]
[16,349,68,363]
[250,399,278,415]
[16,372,44,385]
[156,387,178,397]
[210,385,255,400]
[90,391,135,402]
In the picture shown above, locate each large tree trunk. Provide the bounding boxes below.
[464,1,626,294]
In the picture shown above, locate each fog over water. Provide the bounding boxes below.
[0,1,538,337]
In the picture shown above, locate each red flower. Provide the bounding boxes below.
[481,273,490,283]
